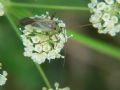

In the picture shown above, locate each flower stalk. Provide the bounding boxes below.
[10,2,89,11]
[35,63,52,88]
[5,9,52,89]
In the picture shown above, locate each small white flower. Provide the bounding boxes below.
[25,25,33,31]
[42,42,52,52]
[24,51,32,57]
[97,2,106,10]
[102,13,110,21]
[115,24,120,32]
[108,29,116,36]
[47,50,56,60]
[21,35,26,39]
[88,0,98,11]
[91,0,98,5]
[58,33,66,42]
[111,16,118,24]
[51,35,58,41]
[93,23,102,29]
[90,13,102,23]
[23,39,33,46]
[42,82,70,90]
[31,36,40,43]
[31,53,39,61]
[39,35,49,42]
[24,25,33,34]
[0,2,4,16]
[58,22,66,27]
[2,71,8,77]
[55,43,64,50]
[23,30,31,35]
[104,5,112,12]
[0,74,7,86]
[88,3,95,10]
[88,0,120,36]
[0,63,8,86]
[34,44,42,53]
[25,45,34,51]
[31,53,46,64]
[103,20,114,28]
[53,18,59,21]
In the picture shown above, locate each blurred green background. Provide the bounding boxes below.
[1,0,120,90]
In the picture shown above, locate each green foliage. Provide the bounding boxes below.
[1,0,120,90]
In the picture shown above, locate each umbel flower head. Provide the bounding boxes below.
[88,0,120,36]
[20,12,68,64]
[0,63,8,86]
[0,2,4,16]
[42,82,70,90]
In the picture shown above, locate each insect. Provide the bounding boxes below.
[19,16,57,32]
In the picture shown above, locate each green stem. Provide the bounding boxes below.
[67,30,120,60]
[5,13,21,39]
[35,63,52,88]
[10,2,89,11]
[5,13,52,89]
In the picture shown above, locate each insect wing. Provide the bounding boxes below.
[19,17,35,26]
[32,20,56,31]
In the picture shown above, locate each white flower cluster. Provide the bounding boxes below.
[42,82,70,90]
[0,2,4,16]
[0,63,8,86]
[20,12,68,64]
[88,0,120,36]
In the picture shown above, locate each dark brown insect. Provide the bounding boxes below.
[19,17,57,32]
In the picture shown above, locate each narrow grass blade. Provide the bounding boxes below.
[67,30,120,60]
[11,2,89,11]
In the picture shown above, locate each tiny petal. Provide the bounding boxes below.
[102,13,110,21]
[3,71,8,77]
[97,2,106,10]
[34,44,42,53]
[0,63,8,86]
[42,43,52,52]
[31,36,40,43]
[24,51,32,57]
[58,22,66,27]
[42,82,70,90]
[0,74,7,86]
[111,16,118,24]
[23,39,33,46]
[51,35,58,41]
